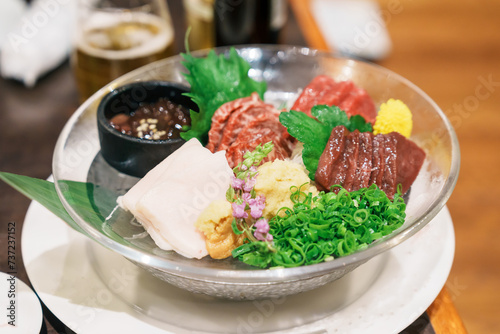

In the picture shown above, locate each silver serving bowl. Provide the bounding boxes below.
[52,45,460,300]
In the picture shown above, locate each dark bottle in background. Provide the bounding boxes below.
[214,0,287,46]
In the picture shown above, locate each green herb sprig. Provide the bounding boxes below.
[227,142,275,252]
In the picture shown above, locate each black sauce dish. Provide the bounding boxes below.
[97,80,198,178]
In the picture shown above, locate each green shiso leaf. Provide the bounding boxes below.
[279,105,373,180]
[279,110,331,180]
[180,47,267,145]
[0,172,128,245]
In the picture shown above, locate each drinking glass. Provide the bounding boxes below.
[72,0,175,102]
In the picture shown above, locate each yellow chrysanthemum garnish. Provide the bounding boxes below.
[373,99,413,138]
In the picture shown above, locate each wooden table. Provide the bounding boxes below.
[3,0,498,332]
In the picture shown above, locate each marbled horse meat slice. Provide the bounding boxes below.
[225,114,291,168]
[218,103,279,151]
[207,93,293,168]
[206,93,263,152]
[291,75,377,124]
[315,126,426,199]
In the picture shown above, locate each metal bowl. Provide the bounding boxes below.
[52,45,460,300]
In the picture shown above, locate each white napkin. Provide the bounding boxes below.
[0,0,76,87]
[311,0,392,60]
[0,0,27,48]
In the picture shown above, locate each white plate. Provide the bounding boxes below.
[21,200,454,334]
[0,272,43,333]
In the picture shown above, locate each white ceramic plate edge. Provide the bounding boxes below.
[21,200,454,334]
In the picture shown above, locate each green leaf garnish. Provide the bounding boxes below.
[279,105,373,179]
[0,172,130,246]
[180,47,267,145]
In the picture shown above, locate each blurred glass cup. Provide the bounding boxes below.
[72,0,175,102]
[183,0,215,51]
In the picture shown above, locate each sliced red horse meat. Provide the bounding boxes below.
[369,134,385,187]
[225,113,291,168]
[342,130,361,192]
[291,75,377,124]
[218,102,280,151]
[315,125,348,191]
[207,93,293,168]
[352,132,373,190]
[393,131,427,194]
[206,93,264,152]
[315,125,426,199]
[380,134,398,197]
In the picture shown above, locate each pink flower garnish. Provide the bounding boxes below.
[254,218,269,233]
[254,219,273,242]
[243,175,257,192]
[231,176,245,190]
[248,195,266,219]
[232,202,248,219]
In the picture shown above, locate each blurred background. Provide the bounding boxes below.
[1,0,499,333]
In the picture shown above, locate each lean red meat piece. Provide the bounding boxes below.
[291,75,377,124]
[352,132,373,190]
[380,134,398,197]
[342,130,361,192]
[392,131,427,194]
[315,126,426,199]
[315,125,348,191]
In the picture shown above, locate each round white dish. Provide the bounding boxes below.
[0,271,43,333]
[21,199,454,334]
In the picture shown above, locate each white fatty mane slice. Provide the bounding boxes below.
[119,139,233,259]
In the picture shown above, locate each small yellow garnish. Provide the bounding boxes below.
[373,99,413,138]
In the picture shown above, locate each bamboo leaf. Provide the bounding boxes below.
[0,172,130,246]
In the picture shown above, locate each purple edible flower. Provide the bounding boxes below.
[243,175,257,192]
[248,195,266,219]
[254,218,273,242]
[231,176,245,190]
[231,201,248,219]
[254,218,269,233]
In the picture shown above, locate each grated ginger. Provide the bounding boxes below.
[373,99,413,138]
[195,200,245,259]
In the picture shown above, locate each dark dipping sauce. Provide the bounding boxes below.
[109,98,191,140]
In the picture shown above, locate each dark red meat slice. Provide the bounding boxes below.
[380,134,398,198]
[315,126,348,191]
[316,127,426,199]
[342,130,360,192]
[369,134,386,187]
[393,132,426,194]
[291,75,377,124]
[352,132,373,190]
